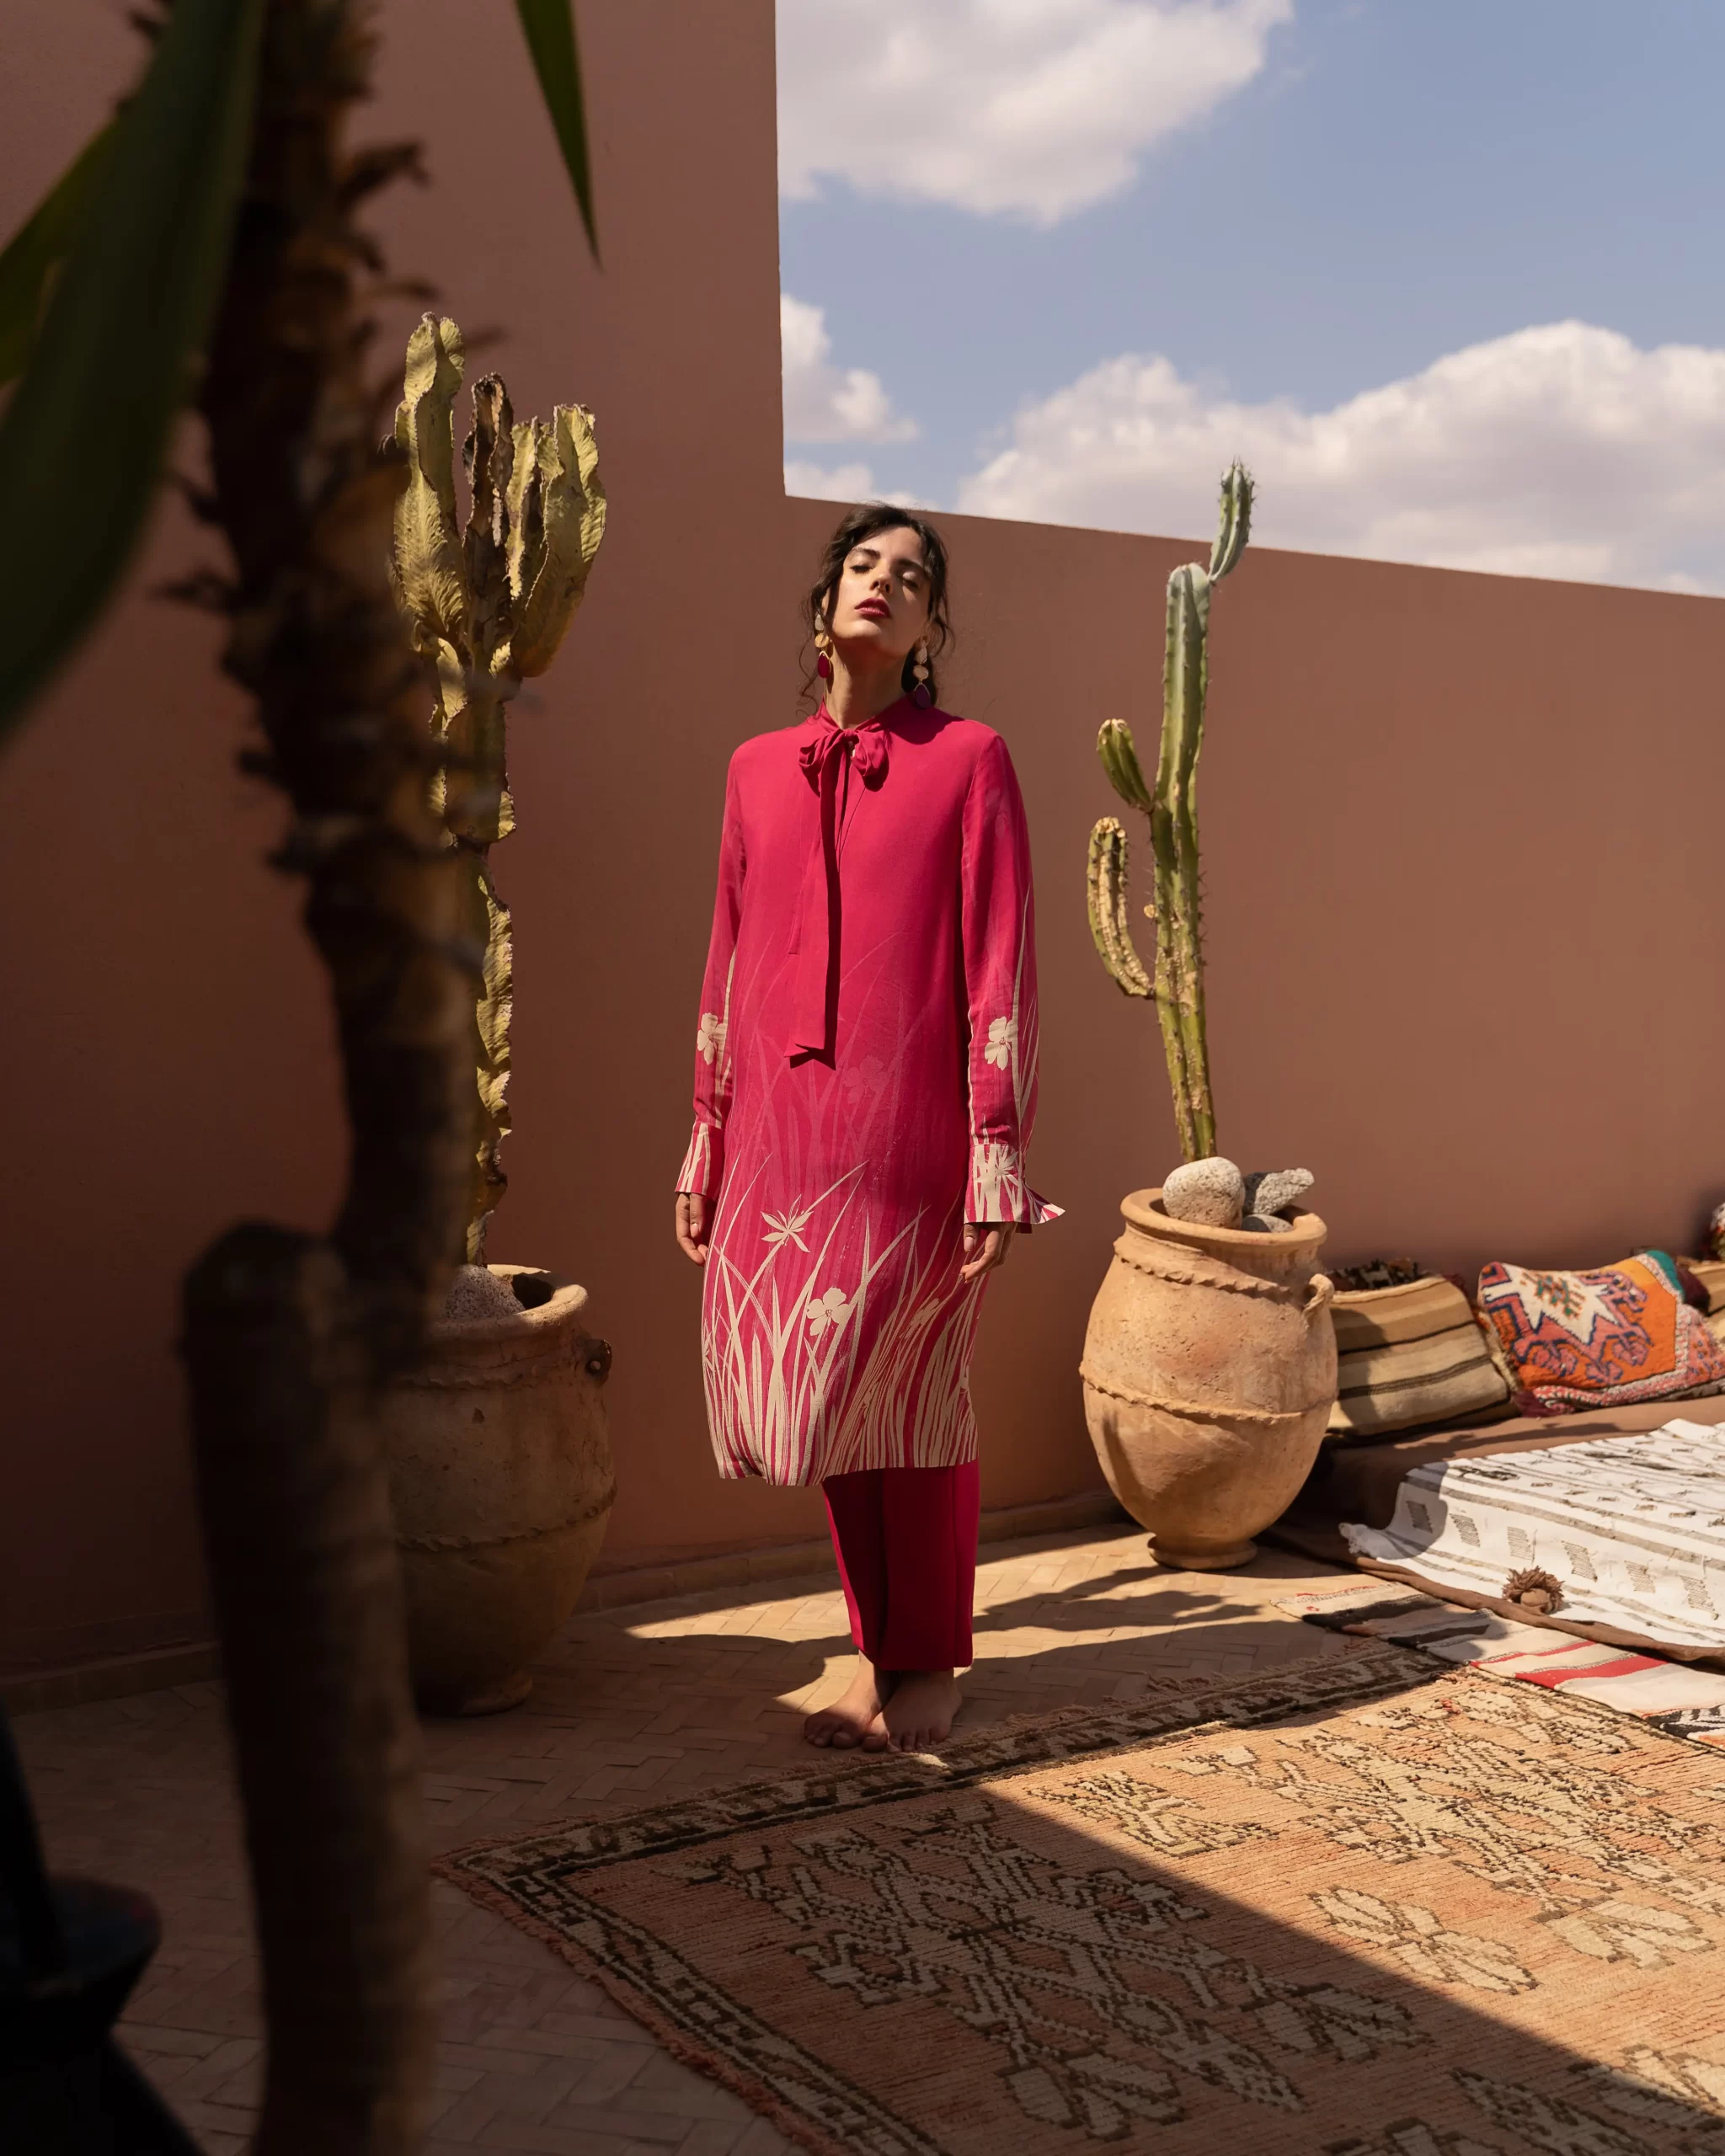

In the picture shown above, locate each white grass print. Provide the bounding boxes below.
[702,1161,980,1481]
[703,1161,916,1482]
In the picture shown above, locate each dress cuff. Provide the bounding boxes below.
[965,1138,1062,1228]
[676,1122,724,1199]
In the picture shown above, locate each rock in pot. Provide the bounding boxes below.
[1081,1191,1336,1570]
[378,1265,615,1714]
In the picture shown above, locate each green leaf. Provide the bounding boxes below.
[0,122,116,387]
[0,0,264,744]
[513,0,600,259]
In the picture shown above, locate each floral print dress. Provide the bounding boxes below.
[677,697,1056,1486]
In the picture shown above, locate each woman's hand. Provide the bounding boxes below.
[676,1192,710,1264]
[960,1222,1015,1282]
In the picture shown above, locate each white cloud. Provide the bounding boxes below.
[782,296,917,445]
[783,459,933,510]
[784,458,879,502]
[956,323,1725,592]
[777,0,1291,224]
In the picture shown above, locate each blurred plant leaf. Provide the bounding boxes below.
[0,0,264,743]
[512,0,599,259]
[0,122,116,387]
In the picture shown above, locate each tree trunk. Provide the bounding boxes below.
[179,3,473,2148]
[183,1232,436,2153]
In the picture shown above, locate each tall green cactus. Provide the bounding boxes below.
[389,314,606,1262]
[1087,462,1252,1164]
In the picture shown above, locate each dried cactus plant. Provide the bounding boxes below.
[1087,462,1252,1163]
[389,315,606,1262]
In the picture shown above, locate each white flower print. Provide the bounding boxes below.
[763,1200,818,1254]
[984,1014,1017,1070]
[697,1011,727,1065]
[841,1052,889,1104]
[804,1285,850,1339]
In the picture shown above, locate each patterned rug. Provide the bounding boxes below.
[1287,1582,1725,1749]
[1337,1420,1725,1650]
[438,1644,1725,2154]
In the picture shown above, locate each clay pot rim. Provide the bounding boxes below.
[1122,1188,1329,1256]
[428,1265,589,1344]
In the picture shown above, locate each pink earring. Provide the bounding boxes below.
[814,623,834,683]
[911,641,932,709]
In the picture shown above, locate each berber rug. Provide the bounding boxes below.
[1336,1420,1725,1654]
[438,1642,1725,2154]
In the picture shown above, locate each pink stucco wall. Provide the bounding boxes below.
[3,0,1722,1676]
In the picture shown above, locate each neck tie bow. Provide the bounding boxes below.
[796,716,889,788]
[788,715,889,1059]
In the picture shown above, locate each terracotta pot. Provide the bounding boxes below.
[1081,1191,1337,1570]
[378,1266,615,1715]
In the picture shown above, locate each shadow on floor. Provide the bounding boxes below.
[411,1544,1352,1833]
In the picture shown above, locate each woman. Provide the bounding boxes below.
[674,504,1055,1753]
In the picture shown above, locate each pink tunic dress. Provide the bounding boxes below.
[677,696,1056,1486]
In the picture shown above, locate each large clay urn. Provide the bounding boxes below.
[378,1265,615,1714]
[1081,1192,1336,1569]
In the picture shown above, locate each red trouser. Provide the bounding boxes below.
[821,1461,980,1673]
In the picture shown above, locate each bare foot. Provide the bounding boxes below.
[804,1655,890,1750]
[883,1668,961,1753]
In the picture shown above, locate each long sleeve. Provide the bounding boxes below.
[676,758,745,1198]
[959,734,1060,1227]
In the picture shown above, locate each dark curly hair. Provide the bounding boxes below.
[801,503,953,708]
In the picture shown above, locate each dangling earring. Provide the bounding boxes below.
[911,640,932,709]
[814,621,834,685]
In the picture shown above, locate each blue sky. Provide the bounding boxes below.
[777,1,1725,590]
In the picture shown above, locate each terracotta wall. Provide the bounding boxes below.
[4,0,1722,1676]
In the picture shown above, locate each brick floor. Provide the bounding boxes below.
[14,1523,1354,2153]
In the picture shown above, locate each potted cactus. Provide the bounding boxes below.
[1078,465,1337,1570]
[377,314,616,1712]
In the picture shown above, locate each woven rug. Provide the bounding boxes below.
[439,1643,1725,2154]
[1336,1420,1725,1650]
[1287,1582,1725,1748]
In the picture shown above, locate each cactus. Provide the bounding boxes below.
[389,314,606,1262]
[1087,462,1252,1164]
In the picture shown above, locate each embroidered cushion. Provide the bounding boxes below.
[1477,1251,1725,1417]
[1327,1273,1509,1441]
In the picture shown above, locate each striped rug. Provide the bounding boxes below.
[1286,1580,1725,1748]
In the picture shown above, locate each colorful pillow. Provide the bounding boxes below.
[1477,1251,1725,1417]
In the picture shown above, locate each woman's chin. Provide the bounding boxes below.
[834,625,905,659]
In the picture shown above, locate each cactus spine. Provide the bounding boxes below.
[1086,462,1252,1163]
[389,314,606,1262]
